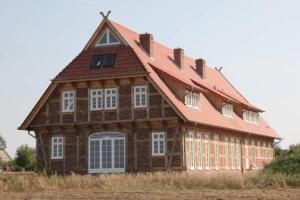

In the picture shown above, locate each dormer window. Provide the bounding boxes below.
[185,91,200,109]
[243,110,259,123]
[96,29,120,46]
[222,104,233,118]
[91,53,117,68]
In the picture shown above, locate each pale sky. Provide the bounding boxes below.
[0,0,299,157]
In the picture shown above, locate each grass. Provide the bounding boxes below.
[0,171,299,193]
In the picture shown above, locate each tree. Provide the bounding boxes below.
[14,145,36,171]
[0,134,6,149]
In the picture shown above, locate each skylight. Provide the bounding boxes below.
[96,29,120,46]
[91,54,117,68]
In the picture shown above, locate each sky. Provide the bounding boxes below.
[0,0,299,157]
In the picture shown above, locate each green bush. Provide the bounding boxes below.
[263,143,300,176]
[14,145,36,171]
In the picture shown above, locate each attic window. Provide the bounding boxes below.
[96,29,120,46]
[222,104,233,118]
[91,53,117,68]
[243,110,259,123]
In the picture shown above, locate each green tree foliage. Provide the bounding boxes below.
[263,143,300,175]
[0,134,6,149]
[14,145,36,171]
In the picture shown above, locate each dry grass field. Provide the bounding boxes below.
[0,172,300,199]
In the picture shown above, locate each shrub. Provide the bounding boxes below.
[14,145,36,171]
[263,143,300,175]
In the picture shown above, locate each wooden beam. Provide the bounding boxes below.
[39,133,48,171]
[168,123,181,169]
[132,122,137,170]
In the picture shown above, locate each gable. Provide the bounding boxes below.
[95,28,120,47]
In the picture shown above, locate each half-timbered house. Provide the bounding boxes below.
[19,13,280,174]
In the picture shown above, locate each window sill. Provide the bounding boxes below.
[151,155,165,157]
[51,158,63,160]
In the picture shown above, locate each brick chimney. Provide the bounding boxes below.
[174,48,184,69]
[195,58,206,79]
[139,33,153,57]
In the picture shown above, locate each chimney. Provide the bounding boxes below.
[174,48,184,69]
[195,58,206,79]
[139,33,153,57]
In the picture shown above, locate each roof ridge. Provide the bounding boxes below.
[217,70,250,103]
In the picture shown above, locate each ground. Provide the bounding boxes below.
[1,188,300,200]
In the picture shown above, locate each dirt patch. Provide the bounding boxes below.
[1,189,300,200]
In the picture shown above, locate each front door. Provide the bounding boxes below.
[88,132,125,173]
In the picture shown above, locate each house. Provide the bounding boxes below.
[18,13,280,174]
[0,147,11,163]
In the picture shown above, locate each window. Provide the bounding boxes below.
[251,140,255,164]
[152,132,165,156]
[245,139,249,169]
[214,134,219,170]
[51,136,64,159]
[257,141,261,159]
[134,86,148,108]
[263,142,266,159]
[62,91,75,112]
[88,132,125,173]
[96,29,120,46]
[185,91,200,109]
[90,89,103,110]
[197,130,203,170]
[204,132,210,170]
[187,130,195,170]
[222,104,233,118]
[243,110,259,123]
[105,88,118,109]
[231,138,235,169]
[236,139,241,169]
[225,136,229,169]
[91,54,117,68]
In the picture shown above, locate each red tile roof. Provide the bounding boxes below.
[19,18,279,139]
[55,46,146,81]
[110,20,279,139]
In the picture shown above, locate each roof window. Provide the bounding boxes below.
[91,53,117,68]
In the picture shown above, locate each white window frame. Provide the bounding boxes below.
[214,134,219,170]
[225,136,229,169]
[231,138,235,169]
[88,132,125,173]
[134,86,148,108]
[236,139,241,170]
[51,136,64,159]
[152,132,165,156]
[245,139,249,169]
[185,91,200,109]
[187,130,195,170]
[90,89,103,111]
[104,88,118,110]
[197,130,203,170]
[243,110,259,123]
[222,104,233,118]
[204,132,210,170]
[96,29,120,47]
[62,91,75,112]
